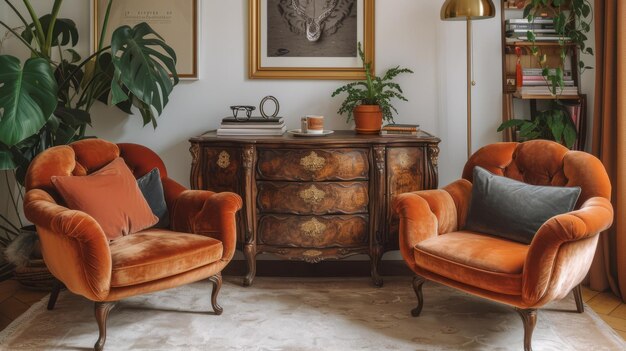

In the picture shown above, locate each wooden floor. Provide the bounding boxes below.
[0,279,624,342]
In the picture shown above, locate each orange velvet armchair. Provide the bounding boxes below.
[23,139,242,351]
[393,140,613,351]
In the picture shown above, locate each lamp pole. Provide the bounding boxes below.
[466,18,473,159]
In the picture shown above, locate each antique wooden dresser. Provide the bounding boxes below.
[189,130,440,286]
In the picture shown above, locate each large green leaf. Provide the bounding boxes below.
[110,22,178,124]
[21,15,79,47]
[0,56,57,147]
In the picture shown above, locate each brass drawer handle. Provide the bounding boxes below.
[217,151,230,169]
[300,151,326,172]
[300,218,326,238]
[298,185,326,205]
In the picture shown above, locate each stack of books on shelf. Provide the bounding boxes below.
[380,124,420,137]
[217,117,286,136]
[505,18,569,42]
[518,68,578,97]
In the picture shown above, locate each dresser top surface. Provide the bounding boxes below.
[190,130,440,145]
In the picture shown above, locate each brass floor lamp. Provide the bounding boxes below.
[440,0,495,158]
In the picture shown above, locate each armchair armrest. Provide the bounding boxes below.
[522,197,614,305]
[170,190,243,261]
[392,179,472,267]
[23,189,112,301]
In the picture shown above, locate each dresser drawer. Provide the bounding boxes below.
[257,149,369,181]
[258,215,368,248]
[257,181,368,215]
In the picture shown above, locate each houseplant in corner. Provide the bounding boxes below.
[332,43,413,134]
[0,0,179,287]
[497,0,593,149]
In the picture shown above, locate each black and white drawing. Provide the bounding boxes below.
[268,0,357,57]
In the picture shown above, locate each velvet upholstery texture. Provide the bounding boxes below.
[23,139,242,303]
[394,140,614,310]
[52,158,159,240]
[465,166,581,244]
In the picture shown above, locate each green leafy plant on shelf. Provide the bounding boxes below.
[0,0,179,274]
[331,43,413,123]
[498,0,593,148]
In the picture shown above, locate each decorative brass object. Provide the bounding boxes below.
[300,218,326,238]
[398,152,412,168]
[302,249,323,257]
[300,151,326,172]
[217,151,231,169]
[299,185,326,205]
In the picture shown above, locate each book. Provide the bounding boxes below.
[219,121,285,129]
[522,80,575,86]
[221,116,283,123]
[217,125,286,136]
[381,123,420,132]
[506,18,554,24]
[380,130,419,136]
[506,29,557,35]
[506,23,554,30]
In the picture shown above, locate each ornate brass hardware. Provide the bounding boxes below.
[217,151,230,169]
[300,218,326,238]
[298,185,326,205]
[302,249,323,257]
[398,152,412,168]
[300,151,326,172]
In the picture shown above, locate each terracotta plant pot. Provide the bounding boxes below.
[353,105,383,135]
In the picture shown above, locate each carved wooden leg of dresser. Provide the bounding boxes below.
[370,244,384,287]
[243,243,257,287]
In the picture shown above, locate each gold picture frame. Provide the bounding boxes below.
[249,0,375,80]
[91,0,199,79]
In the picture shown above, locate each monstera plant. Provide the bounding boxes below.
[0,0,179,183]
[0,0,178,281]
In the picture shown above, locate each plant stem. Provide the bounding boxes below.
[0,20,42,58]
[43,0,64,57]
[22,0,45,53]
[57,46,111,92]
[4,171,23,228]
[3,0,30,28]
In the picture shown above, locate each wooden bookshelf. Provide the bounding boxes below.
[500,0,587,150]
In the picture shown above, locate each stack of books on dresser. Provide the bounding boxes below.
[505,18,570,42]
[380,124,421,137]
[518,68,578,97]
[217,117,286,136]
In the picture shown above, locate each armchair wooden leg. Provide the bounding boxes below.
[209,274,223,315]
[47,280,63,311]
[94,301,116,351]
[514,308,537,351]
[411,276,426,317]
[573,284,584,313]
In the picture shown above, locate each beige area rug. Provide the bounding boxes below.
[0,277,624,351]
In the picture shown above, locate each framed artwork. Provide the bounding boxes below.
[249,0,375,80]
[91,0,199,79]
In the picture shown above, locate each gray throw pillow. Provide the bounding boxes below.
[464,166,581,244]
[136,168,170,229]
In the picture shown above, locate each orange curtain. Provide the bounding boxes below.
[589,0,626,302]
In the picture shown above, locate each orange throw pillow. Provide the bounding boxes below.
[52,158,158,240]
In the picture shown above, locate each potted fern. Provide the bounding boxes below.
[332,43,413,134]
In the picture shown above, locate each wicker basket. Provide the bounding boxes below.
[14,258,55,291]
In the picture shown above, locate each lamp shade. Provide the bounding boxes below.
[440,0,496,21]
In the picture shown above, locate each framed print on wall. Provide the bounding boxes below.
[249,0,375,80]
[92,0,199,79]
